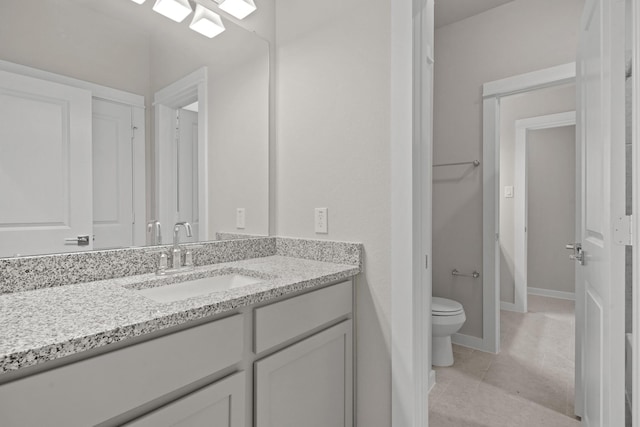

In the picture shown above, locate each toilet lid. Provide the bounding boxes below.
[432,297,464,315]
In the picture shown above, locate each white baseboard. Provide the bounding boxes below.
[500,301,522,312]
[451,333,495,353]
[528,287,575,301]
[428,369,436,393]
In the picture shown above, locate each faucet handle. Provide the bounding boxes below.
[171,246,182,269]
[184,248,194,268]
[158,252,168,270]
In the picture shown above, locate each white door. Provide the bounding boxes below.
[575,0,626,424]
[92,99,133,249]
[0,70,92,257]
[177,108,199,242]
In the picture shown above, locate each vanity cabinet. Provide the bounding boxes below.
[0,279,354,427]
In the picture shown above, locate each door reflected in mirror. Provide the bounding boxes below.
[0,0,269,258]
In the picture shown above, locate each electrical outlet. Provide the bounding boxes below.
[236,208,245,229]
[315,207,328,234]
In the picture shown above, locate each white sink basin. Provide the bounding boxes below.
[135,274,263,303]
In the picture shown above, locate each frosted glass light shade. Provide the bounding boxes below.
[130,0,146,4]
[218,0,256,19]
[189,4,225,38]
[152,0,192,22]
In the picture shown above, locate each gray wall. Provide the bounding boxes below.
[275,0,392,425]
[499,85,576,303]
[433,0,584,338]
[527,126,576,294]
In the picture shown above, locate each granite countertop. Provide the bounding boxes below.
[0,255,359,376]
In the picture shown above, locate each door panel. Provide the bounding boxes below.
[585,287,604,425]
[0,70,92,257]
[576,0,626,425]
[92,99,133,249]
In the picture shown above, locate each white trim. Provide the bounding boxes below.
[132,106,147,247]
[482,96,501,354]
[391,0,432,425]
[0,59,145,108]
[500,301,522,312]
[451,333,494,353]
[483,62,576,98]
[632,0,640,424]
[482,64,576,356]
[390,0,415,424]
[428,370,436,393]
[513,111,576,314]
[154,67,209,241]
[528,287,576,301]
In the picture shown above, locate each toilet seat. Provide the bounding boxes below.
[432,297,464,316]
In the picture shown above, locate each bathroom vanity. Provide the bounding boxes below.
[0,237,361,427]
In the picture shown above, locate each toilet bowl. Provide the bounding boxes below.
[432,297,466,367]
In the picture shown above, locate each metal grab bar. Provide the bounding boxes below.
[452,269,480,279]
[433,160,480,168]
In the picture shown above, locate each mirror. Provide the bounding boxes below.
[0,0,269,258]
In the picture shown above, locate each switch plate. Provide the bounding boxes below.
[236,208,245,229]
[315,208,328,234]
[504,186,514,198]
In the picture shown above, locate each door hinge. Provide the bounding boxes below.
[614,215,632,246]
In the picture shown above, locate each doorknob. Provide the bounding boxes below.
[566,242,585,265]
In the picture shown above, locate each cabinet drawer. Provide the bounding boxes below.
[0,314,243,427]
[254,281,352,353]
[124,371,245,427]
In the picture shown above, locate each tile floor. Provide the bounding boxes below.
[429,295,580,426]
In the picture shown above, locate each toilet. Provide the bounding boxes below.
[432,297,466,367]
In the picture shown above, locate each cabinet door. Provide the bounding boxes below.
[255,320,352,427]
[124,372,245,427]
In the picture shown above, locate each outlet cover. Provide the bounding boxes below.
[315,207,328,234]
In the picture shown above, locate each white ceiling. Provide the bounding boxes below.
[435,0,516,29]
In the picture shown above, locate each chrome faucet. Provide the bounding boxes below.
[171,222,193,269]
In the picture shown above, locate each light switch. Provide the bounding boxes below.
[236,208,246,229]
[315,208,328,234]
[504,186,514,198]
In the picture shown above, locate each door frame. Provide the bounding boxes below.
[510,111,577,313]
[632,0,640,423]
[154,67,208,241]
[390,0,433,425]
[482,62,576,354]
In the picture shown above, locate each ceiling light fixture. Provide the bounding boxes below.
[152,0,193,22]
[217,0,256,20]
[130,0,147,4]
[189,4,225,38]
